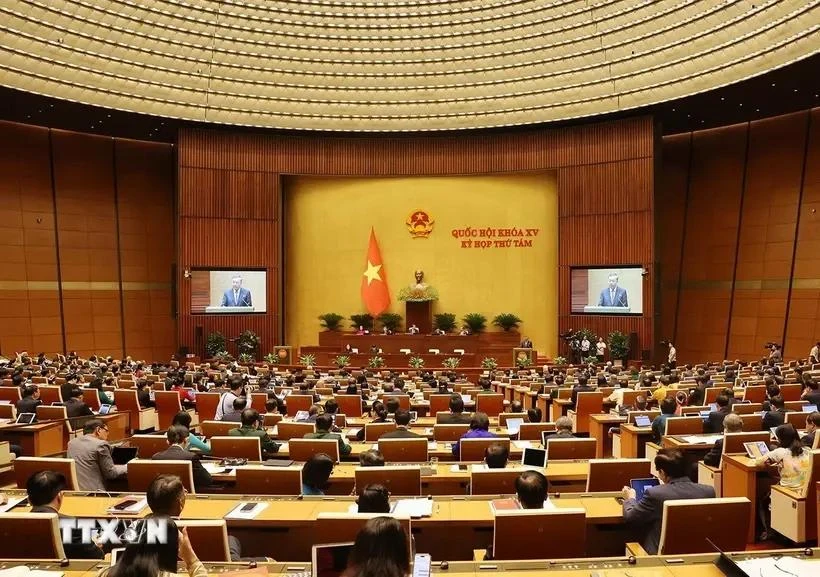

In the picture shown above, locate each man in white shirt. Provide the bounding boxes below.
[596,337,607,361]
[215,377,251,420]
[667,342,677,367]
[408,324,420,335]
[581,337,591,358]
[810,342,819,364]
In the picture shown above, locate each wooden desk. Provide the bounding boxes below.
[619,424,653,458]
[270,440,526,463]
[551,398,573,422]
[589,414,626,458]
[0,421,64,456]
[99,411,130,442]
[722,454,767,544]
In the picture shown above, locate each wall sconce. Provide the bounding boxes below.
[183,268,191,279]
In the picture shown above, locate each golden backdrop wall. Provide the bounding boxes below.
[285,174,558,356]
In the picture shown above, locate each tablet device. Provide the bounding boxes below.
[629,477,660,499]
[312,542,354,577]
[634,415,651,427]
[409,411,418,422]
[505,418,524,435]
[98,404,112,415]
[112,446,138,465]
[802,404,818,413]
[15,413,36,425]
[294,410,310,421]
[743,441,769,459]
[698,410,711,418]
[709,403,718,412]
[521,447,547,468]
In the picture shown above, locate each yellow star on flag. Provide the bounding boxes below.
[363,260,382,285]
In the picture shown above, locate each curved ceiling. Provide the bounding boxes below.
[0,0,817,132]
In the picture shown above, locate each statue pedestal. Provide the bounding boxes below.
[406,301,433,334]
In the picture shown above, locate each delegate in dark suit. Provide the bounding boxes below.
[31,505,104,559]
[705,408,730,434]
[570,383,595,407]
[762,409,786,431]
[16,396,41,416]
[598,285,629,307]
[623,477,715,554]
[152,444,212,491]
[221,287,252,307]
[379,428,422,439]
[703,438,724,467]
[436,413,473,425]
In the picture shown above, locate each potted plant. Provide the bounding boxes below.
[368,356,385,369]
[238,353,254,364]
[408,356,425,369]
[553,356,567,366]
[299,353,317,369]
[481,357,498,370]
[264,352,280,365]
[333,354,350,368]
[205,331,227,358]
[318,313,344,331]
[213,351,233,363]
[462,313,487,333]
[378,312,403,333]
[583,355,600,365]
[607,331,631,364]
[433,313,457,333]
[236,330,260,361]
[443,357,461,369]
[515,356,533,368]
[492,313,522,332]
[349,314,374,332]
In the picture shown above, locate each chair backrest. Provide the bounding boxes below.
[742,386,766,403]
[128,434,171,458]
[200,420,239,438]
[38,386,63,405]
[0,404,14,420]
[174,520,231,561]
[779,384,803,402]
[154,391,183,430]
[210,436,262,461]
[620,390,640,408]
[460,438,511,462]
[277,421,315,440]
[263,413,283,426]
[334,395,364,417]
[723,432,771,455]
[498,413,527,428]
[250,393,267,413]
[113,388,142,428]
[36,404,67,423]
[739,413,763,432]
[288,438,340,463]
[82,388,101,411]
[785,411,810,429]
[470,469,522,495]
[380,394,411,410]
[14,457,79,490]
[731,403,763,415]
[519,422,556,441]
[545,438,597,460]
[285,395,314,416]
[0,387,21,402]
[314,514,412,558]
[429,394,452,416]
[378,438,428,463]
[355,466,421,496]
[0,513,66,559]
[365,422,397,441]
[659,497,751,554]
[704,387,725,405]
[433,424,469,442]
[195,392,223,421]
[128,459,195,493]
[476,394,504,417]
[585,459,652,492]
[493,508,586,560]
[235,466,302,495]
[664,416,704,436]
[573,392,604,434]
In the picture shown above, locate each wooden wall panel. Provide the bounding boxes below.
[0,120,174,359]
[178,116,655,360]
[662,108,818,363]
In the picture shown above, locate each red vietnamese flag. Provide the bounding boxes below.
[361,227,391,316]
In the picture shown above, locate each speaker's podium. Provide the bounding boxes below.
[204,306,255,313]
[405,301,432,334]
[582,306,631,313]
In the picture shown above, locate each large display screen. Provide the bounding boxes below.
[570,266,643,315]
[190,269,267,314]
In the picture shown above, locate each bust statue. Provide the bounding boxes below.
[398,270,438,302]
[413,269,428,289]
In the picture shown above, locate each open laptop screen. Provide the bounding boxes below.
[312,542,354,577]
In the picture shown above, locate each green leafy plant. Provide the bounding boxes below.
[462,313,487,333]
[443,357,461,369]
[368,356,385,369]
[318,313,344,331]
[492,313,522,331]
[481,357,498,370]
[350,314,374,331]
[434,313,457,333]
[298,353,317,367]
[553,356,567,365]
[408,356,425,369]
[205,332,227,358]
[213,351,233,363]
[236,330,260,360]
[238,353,254,364]
[515,356,533,368]
[378,312,403,332]
[583,355,600,365]
[333,354,350,368]
[264,352,280,365]
[607,331,631,361]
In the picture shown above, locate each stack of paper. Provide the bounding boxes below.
[225,502,269,520]
[391,498,433,518]
[0,497,26,513]
[513,440,533,450]
[737,556,818,577]
[679,434,723,444]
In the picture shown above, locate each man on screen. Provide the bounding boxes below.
[598,272,628,308]
[221,276,252,307]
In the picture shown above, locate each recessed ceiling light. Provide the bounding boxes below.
[771,83,776,87]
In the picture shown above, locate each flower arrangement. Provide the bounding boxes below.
[553,356,567,365]
[408,356,425,369]
[443,357,461,369]
[238,353,254,364]
[298,353,317,367]
[515,355,533,368]
[334,355,350,368]
[264,352,280,365]
[397,285,439,302]
[481,357,498,370]
[368,356,385,368]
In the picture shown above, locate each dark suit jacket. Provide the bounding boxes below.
[380,428,422,439]
[705,409,730,434]
[16,396,41,416]
[762,409,786,431]
[304,430,351,456]
[65,398,94,419]
[31,505,104,559]
[703,438,724,467]
[436,412,473,425]
[544,431,575,441]
[570,384,595,407]
[803,430,816,448]
[804,391,820,407]
[623,477,716,554]
[137,389,154,408]
[152,445,212,490]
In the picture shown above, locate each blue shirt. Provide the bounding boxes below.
[187,434,211,455]
[651,414,672,443]
[302,483,324,496]
[452,428,496,457]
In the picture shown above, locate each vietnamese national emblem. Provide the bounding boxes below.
[406,210,434,238]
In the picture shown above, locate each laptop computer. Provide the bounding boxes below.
[98,404,113,415]
[743,441,769,459]
[312,542,354,577]
[112,446,139,465]
[521,447,547,469]
[634,415,652,427]
[802,404,818,413]
[629,477,659,500]
[15,413,36,425]
[506,418,524,435]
